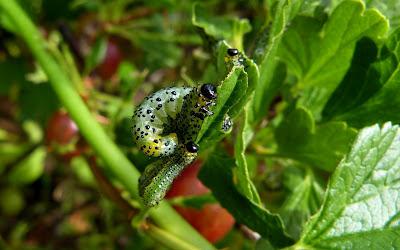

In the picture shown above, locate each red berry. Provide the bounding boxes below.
[166,161,235,243]
[45,111,88,161]
[97,39,122,79]
[46,111,78,145]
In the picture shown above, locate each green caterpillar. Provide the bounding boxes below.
[138,143,198,207]
[133,48,240,207]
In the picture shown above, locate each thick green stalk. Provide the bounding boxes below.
[0,1,214,249]
[146,224,201,250]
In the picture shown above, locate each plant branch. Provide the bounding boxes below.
[143,223,201,250]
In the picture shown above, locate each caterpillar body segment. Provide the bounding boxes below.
[174,84,217,145]
[132,84,217,158]
[139,145,198,207]
[132,87,192,157]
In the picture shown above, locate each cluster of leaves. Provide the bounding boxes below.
[1,0,400,249]
[188,0,400,249]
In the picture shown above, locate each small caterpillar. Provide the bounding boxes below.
[226,48,245,67]
[138,143,198,207]
[134,48,240,207]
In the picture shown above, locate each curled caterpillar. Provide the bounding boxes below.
[132,84,217,158]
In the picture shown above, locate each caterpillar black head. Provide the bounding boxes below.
[185,141,199,153]
[200,84,217,100]
[226,48,245,67]
[227,48,239,56]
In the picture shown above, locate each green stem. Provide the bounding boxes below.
[145,224,201,250]
[0,1,214,249]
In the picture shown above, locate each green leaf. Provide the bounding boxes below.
[135,36,183,70]
[277,16,322,82]
[115,117,136,147]
[85,37,107,73]
[197,65,246,147]
[298,0,328,16]
[228,54,260,120]
[234,103,261,203]
[107,14,187,70]
[0,187,25,216]
[0,59,29,95]
[252,0,303,122]
[70,156,96,187]
[215,41,232,81]
[117,61,137,97]
[322,38,380,121]
[0,143,31,173]
[19,81,60,125]
[197,41,260,161]
[199,152,294,248]
[280,167,324,240]
[202,42,261,201]
[326,28,400,127]
[365,0,400,29]
[22,120,43,144]
[297,122,400,249]
[192,3,251,50]
[279,0,389,118]
[275,107,357,171]
[7,146,46,186]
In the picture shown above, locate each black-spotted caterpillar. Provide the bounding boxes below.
[133,48,242,207]
[132,84,217,156]
[133,84,217,207]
